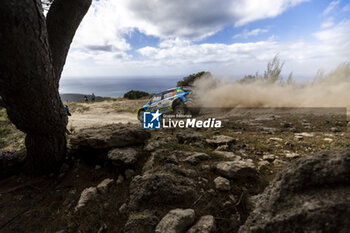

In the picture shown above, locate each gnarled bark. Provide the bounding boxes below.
[0,0,91,174]
[46,0,92,84]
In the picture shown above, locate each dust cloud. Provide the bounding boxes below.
[194,63,350,110]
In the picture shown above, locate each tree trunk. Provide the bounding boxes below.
[0,0,91,174]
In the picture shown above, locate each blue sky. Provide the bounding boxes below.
[63,0,350,81]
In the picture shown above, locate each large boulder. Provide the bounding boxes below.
[128,166,198,212]
[155,209,195,233]
[239,151,350,233]
[214,160,256,179]
[69,124,150,151]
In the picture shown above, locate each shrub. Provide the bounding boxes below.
[123,90,150,99]
[177,71,212,87]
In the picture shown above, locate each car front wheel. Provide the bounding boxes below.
[138,110,145,122]
[173,102,187,116]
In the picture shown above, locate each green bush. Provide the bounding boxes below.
[123,90,150,99]
[177,71,212,87]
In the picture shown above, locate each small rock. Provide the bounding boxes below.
[258,161,270,172]
[97,178,114,194]
[295,132,314,137]
[187,215,215,233]
[75,187,97,211]
[155,209,195,233]
[214,176,231,191]
[108,147,139,166]
[324,138,333,143]
[260,127,276,134]
[294,135,304,140]
[117,175,124,184]
[330,127,341,133]
[216,144,229,151]
[262,154,275,162]
[125,169,135,180]
[273,159,287,167]
[95,165,101,170]
[269,137,283,142]
[214,151,241,160]
[144,140,162,152]
[177,129,204,144]
[119,203,127,213]
[215,160,256,179]
[124,210,159,233]
[183,152,210,165]
[206,135,237,147]
[285,152,300,159]
[281,122,292,128]
[208,189,216,196]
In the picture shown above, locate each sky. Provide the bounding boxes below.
[62,0,350,81]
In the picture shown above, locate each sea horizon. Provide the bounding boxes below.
[59,76,182,98]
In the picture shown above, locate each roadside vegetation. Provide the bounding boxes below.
[0,108,25,151]
[123,90,151,99]
[177,71,212,86]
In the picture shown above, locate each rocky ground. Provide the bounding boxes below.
[0,99,349,233]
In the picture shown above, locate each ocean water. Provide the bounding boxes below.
[59,76,181,97]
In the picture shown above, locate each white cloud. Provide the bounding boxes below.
[135,20,350,76]
[64,19,350,78]
[233,28,269,38]
[321,17,334,28]
[231,0,309,26]
[342,4,350,12]
[123,0,308,38]
[67,0,309,68]
[322,0,340,16]
[71,0,308,48]
[63,0,349,79]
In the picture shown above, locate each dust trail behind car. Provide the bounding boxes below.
[193,63,350,116]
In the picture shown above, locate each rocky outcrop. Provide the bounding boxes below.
[70,124,150,151]
[239,150,350,233]
[125,164,198,232]
[155,209,195,233]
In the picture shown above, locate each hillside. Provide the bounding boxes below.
[0,99,349,233]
